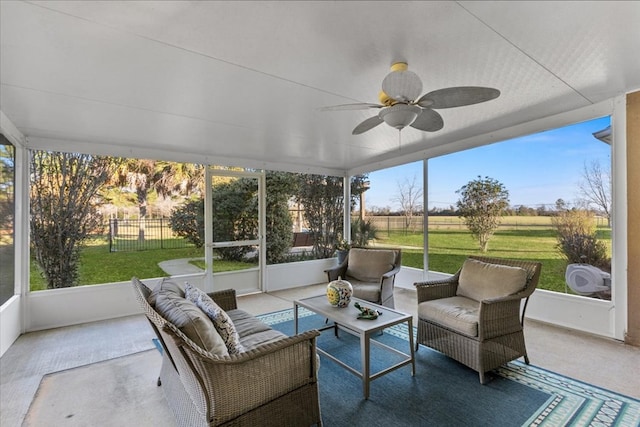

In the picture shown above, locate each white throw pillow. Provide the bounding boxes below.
[184,283,244,355]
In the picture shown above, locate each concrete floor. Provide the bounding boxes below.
[1,284,639,426]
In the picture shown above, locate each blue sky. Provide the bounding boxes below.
[365,115,611,211]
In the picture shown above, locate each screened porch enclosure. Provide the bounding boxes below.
[1,1,639,358]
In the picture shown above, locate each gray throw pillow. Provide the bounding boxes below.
[154,290,229,356]
[185,283,245,355]
[148,277,184,307]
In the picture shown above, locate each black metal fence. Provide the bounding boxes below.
[108,218,193,252]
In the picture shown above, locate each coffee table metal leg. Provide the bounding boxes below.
[362,331,371,399]
[408,318,415,376]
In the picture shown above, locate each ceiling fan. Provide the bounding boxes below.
[322,62,500,135]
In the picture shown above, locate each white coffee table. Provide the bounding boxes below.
[294,295,415,399]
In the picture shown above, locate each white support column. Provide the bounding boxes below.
[344,175,351,242]
[611,95,628,341]
[258,171,266,292]
[204,166,214,292]
[0,111,29,354]
[16,143,29,330]
[422,159,429,281]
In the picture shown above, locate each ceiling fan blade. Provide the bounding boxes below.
[417,87,500,109]
[319,103,383,111]
[352,116,384,135]
[410,108,444,132]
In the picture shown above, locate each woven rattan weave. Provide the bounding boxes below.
[414,256,542,384]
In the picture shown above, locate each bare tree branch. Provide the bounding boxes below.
[578,160,611,226]
[392,175,423,231]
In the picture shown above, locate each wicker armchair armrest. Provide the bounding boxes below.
[180,329,321,425]
[206,288,237,311]
[325,264,348,282]
[478,293,527,340]
[414,275,459,303]
[382,264,402,280]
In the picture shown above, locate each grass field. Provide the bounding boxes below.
[29,238,257,291]
[29,221,612,295]
[375,227,611,294]
[369,215,609,233]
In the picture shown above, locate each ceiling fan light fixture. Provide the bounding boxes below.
[390,62,408,72]
[322,61,500,136]
[379,104,421,130]
[382,71,423,102]
[378,90,394,106]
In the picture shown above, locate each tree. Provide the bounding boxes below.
[169,171,297,264]
[211,177,258,261]
[392,175,423,232]
[169,198,205,248]
[30,151,115,288]
[110,159,203,240]
[578,160,611,227]
[295,174,368,258]
[0,143,15,236]
[264,172,297,264]
[456,176,509,252]
[555,198,567,211]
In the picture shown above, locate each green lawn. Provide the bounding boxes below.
[30,245,204,291]
[30,227,611,295]
[30,239,258,291]
[189,259,257,272]
[376,228,611,294]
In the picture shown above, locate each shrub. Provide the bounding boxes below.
[169,199,204,248]
[169,172,296,264]
[551,209,610,270]
[351,217,377,247]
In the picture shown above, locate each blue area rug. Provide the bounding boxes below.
[258,309,640,427]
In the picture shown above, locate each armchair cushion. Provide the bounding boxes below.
[418,296,479,337]
[346,248,396,282]
[154,289,229,357]
[457,258,527,302]
[348,280,384,303]
[185,283,244,355]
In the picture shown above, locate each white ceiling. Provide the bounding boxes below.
[1,1,639,175]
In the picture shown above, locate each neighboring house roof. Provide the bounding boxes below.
[593,126,612,145]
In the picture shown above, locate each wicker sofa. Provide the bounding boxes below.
[414,256,542,384]
[132,277,321,427]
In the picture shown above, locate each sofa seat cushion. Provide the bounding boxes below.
[227,309,271,336]
[457,258,527,302]
[227,309,286,350]
[154,290,229,356]
[240,329,289,350]
[185,283,244,355]
[346,279,381,303]
[418,296,479,337]
[346,248,395,282]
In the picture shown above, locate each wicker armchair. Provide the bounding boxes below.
[414,256,542,384]
[132,278,322,427]
[325,247,401,308]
